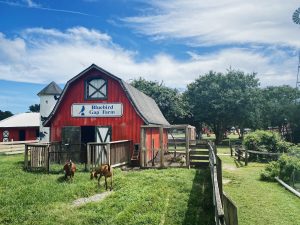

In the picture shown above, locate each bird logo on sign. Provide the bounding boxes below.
[79,106,85,116]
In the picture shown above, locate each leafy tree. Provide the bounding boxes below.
[131,78,191,124]
[29,104,40,112]
[0,110,13,120]
[185,70,259,143]
[287,103,300,143]
[260,86,298,129]
[257,86,300,142]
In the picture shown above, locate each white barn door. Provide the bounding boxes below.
[95,126,111,143]
[95,126,111,165]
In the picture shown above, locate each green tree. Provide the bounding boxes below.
[185,70,259,143]
[260,86,298,130]
[286,103,300,143]
[29,104,40,112]
[0,110,13,120]
[257,86,300,143]
[131,78,191,124]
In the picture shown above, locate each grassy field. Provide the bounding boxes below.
[0,154,214,225]
[220,151,300,225]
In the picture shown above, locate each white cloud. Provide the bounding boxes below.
[122,0,300,48]
[0,27,297,88]
[24,0,40,8]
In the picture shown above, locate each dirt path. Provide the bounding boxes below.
[72,191,113,207]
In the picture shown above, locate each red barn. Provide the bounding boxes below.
[44,64,170,163]
[0,113,40,142]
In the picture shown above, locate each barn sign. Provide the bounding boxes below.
[71,103,123,117]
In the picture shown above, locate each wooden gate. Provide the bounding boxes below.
[24,143,49,171]
[87,140,131,170]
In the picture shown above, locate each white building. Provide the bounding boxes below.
[37,81,62,142]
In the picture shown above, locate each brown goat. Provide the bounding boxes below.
[90,164,113,191]
[63,160,76,181]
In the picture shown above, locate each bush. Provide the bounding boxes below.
[287,145,300,157]
[243,130,293,153]
[260,154,300,183]
[260,161,280,181]
[278,154,300,183]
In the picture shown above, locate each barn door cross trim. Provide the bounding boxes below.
[96,126,112,143]
[86,78,107,99]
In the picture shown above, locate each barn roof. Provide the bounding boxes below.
[121,81,170,125]
[44,64,170,126]
[0,113,40,128]
[37,81,62,96]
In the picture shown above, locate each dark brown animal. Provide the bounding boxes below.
[63,160,76,181]
[90,164,113,191]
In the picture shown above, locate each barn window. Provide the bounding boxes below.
[85,78,107,99]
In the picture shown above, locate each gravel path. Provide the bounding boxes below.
[72,191,113,207]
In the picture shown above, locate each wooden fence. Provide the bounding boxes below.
[24,143,50,171]
[25,140,131,172]
[0,140,38,155]
[208,142,238,225]
[230,143,282,166]
[87,140,131,170]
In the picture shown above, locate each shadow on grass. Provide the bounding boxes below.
[234,159,244,168]
[57,175,66,183]
[14,160,24,166]
[183,168,214,225]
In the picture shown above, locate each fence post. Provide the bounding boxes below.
[87,143,90,171]
[237,147,241,161]
[140,128,145,167]
[129,141,132,164]
[245,148,248,166]
[46,145,50,173]
[230,142,233,157]
[185,126,190,169]
[24,144,28,170]
[107,143,111,165]
[159,126,164,168]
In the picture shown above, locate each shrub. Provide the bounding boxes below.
[278,154,300,183]
[287,145,300,157]
[260,154,300,183]
[243,130,293,153]
[277,141,294,153]
[260,161,280,181]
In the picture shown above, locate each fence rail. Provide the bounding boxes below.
[208,142,238,225]
[230,143,282,166]
[0,140,38,155]
[208,142,225,225]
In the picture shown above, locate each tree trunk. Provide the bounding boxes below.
[235,127,241,138]
[214,126,224,145]
[197,122,203,140]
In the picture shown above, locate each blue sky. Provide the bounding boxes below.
[1,0,300,113]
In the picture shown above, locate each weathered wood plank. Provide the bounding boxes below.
[275,177,300,198]
[223,193,238,225]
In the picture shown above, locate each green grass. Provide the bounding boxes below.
[219,149,300,225]
[0,154,214,225]
[216,146,231,154]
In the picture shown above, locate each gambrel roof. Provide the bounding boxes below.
[44,64,170,126]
